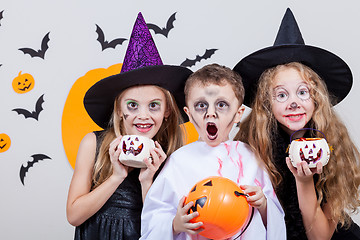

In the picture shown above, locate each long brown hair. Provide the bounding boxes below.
[235,62,360,227]
[92,85,184,188]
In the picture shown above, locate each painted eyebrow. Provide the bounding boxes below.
[192,97,231,104]
[273,85,286,90]
[124,98,163,103]
[193,96,207,101]
[297,84,310,89]
[274,80,309,88]
[150,100,162,106]
[126,99,138,104]
[215,96,231,101]
[194,99,208,104]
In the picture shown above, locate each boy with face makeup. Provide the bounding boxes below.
[140,64,286,240]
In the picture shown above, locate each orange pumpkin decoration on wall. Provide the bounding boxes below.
[0,133,11,153]
[184,176,250,240]
[12,71,35,94]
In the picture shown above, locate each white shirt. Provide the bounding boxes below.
[141,140,286,240]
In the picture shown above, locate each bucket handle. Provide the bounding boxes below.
[289,128,327,143]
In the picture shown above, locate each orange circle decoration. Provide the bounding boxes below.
[0,133,11,153]
[62,63,199,169]
[12,71,35,94]
[181,121,198,144]
[184,176,250,240]
[62,64,122,169]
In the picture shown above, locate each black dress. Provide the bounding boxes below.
[273,127,360,240]
[74,131,143,240]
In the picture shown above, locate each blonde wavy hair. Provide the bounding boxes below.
[235,62,360,227]
[92,85,184,189]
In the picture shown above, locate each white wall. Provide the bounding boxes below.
[0,0,359,239]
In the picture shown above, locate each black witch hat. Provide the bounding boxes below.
[233,8,353,107]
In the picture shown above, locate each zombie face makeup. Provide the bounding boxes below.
[184,82,244,147]
[271,67,315,136]
[119,85,168,139]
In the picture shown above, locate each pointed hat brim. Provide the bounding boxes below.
[233,8,352,107]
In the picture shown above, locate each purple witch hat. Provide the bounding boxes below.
[84,12,192,129]
[121,12,163,73]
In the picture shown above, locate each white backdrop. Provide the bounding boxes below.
[0,0,359,239]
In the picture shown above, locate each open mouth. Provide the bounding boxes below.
[206,122,218,140]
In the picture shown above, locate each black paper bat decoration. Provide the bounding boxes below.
[180,49,218,67]
[12,94,44,120]
[19,32,50,59]
[20,154,52,185]
[146,12,176,38]
[0,10,4,26]
[96,24,127,51]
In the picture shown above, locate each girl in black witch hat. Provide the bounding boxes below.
[234,8,360,240]
[66,13,192,240]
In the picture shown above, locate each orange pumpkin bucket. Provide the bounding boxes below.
[184,176,251,240]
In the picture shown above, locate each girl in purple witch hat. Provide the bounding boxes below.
[234,8,360,240]
[66,12,192,240]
